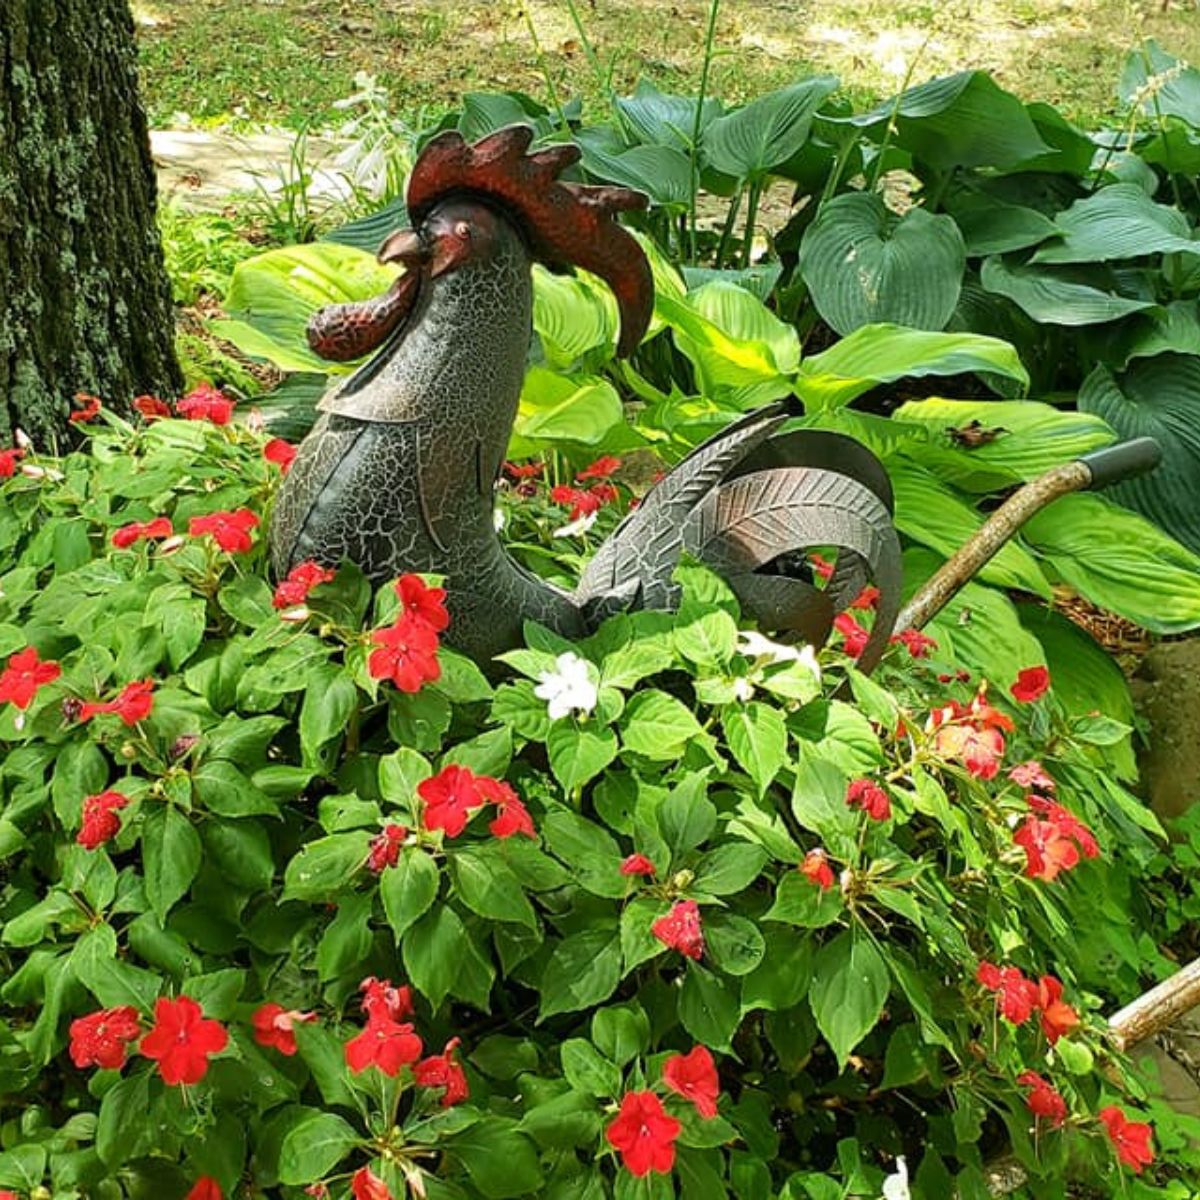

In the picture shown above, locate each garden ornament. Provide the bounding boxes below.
[269,125,1160,672]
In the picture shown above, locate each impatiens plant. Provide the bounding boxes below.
[0,393,1196,1200]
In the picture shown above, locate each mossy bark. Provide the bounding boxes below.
[0,0,181,444]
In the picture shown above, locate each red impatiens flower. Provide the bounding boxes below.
[652,900,705,961]
[79,678,155,726]
[801,848,835,890]
[189,508,260,554]
[186,1178,223,1200]
[414,1037,469,1107]
[1014,797,1098,884]
[977,962,1040,1026]
[928,685,1015,780]
[1099,1106,1154,1173]
[0,447,26,477]
[475,775,535,840]
[68,1006,142,1070]
[368,612,441,693]
[70,393,102,422]
[366,824,407,873]
[833,612,869,658]
[344,1017,424,1076]
[550,484,606,521]
[576,454,621,482]
[1029,795,1098,859]
[620,853,657,878]
[1011,666,1051,703]
[503,460,543,481]
[176,384,235,425]
[133,394,172,421]
[1009,760,1056,792]
[351,1167,393,1200]
[1018,1071,1067,1127]
[1036,976,1079,1044]
[78,791,130,850]
[809,552,835,581]
[360,977,414,1023]
[140,995,229,1085]
[394,574,450,633]
[0,646,62,709]
[662,1045,720,1118]
[273,560,335,609]
[417,764,488,838]
[891,628,938,659]
[606,1090,682,1177]
[263,438,297,473]
[251,1003,316,1056]
[846,778,891,822]
[112,517,173,549]
[849,585,880,611]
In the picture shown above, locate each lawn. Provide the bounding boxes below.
[136,0,1200,131]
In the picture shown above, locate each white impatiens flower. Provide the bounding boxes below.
[736,630,822,680]
[552,511,598,539]
[732,677,756,703]
[533,652,598,721]
[493,508,507,533]
[881,1156,911,1200]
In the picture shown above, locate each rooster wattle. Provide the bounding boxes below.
[269,126,902,668]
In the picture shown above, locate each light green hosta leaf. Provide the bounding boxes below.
[509,367,623,455]
[660,285,796,409]
[703,78,838,181]
[215,242,398,374]
[1023,492,1200,634]
[809,931,890,1067]
[1077,356,1200,554]
[533,265,618,370]
[889,459,1051,597]
[798,193,965,336]
[891,397,1114,491]
[1032,184,1200,264]
[980,257,1157,326]
[794,324,1028,411]
[632,230,687,341]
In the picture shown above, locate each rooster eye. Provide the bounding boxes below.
[454,221,471,241]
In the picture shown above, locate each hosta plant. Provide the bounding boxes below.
[0,395,1194,1200]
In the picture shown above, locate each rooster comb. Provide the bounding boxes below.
[407,125,653,357]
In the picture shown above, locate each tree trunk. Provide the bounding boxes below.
[0,0,181,444]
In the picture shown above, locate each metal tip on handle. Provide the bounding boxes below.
[1078,437,1163,491]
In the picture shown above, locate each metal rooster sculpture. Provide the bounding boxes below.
[269,126,902,669]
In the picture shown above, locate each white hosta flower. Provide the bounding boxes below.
[737,630,822,680]
[534,652,598,721]
[552,511,598,539]
[881,1156,910,1200]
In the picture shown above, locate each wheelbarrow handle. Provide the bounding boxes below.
[893,437,1162,634]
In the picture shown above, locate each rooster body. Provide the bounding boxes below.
[269,128,901,669]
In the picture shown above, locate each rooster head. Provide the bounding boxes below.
[307,126,653,363]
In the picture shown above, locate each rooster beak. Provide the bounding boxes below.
[377,229,429,269]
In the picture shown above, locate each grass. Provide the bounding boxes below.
[136,0,1200,133]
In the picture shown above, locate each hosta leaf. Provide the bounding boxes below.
[1119,39,1200,127]
[533,265,618,370]
[1023,492,1200,634]
[944,192,1060,256]
[808,931,889,1067]
[579,141,694,209]
[1077,356,1200,554]
[798,193,965,336]
[511,368,623,454]
[616,81,723,151]
[980,256,1157,326]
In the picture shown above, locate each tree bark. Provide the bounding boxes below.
[0,0,181,444]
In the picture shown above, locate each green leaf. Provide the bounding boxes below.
[766,870,843,928]
[539,928,622,1020]
[293,1022,358,1109]
[71,926,159,1012]
[299,667,359,770]
[704,912,766,976]
[142,805,202,922]
[547,722,619,793]
[579,140,695,210]
[97,1072,153,1167]
[794,323,1028,411]
[1077,356,1200,554]
[448,1120,543,1199]
[723,702,788,794]
[980,256,1157,326]
[674,608,738,667]
[789,754,856,853]
[1023,492,1200,634]
[691,843,768,896]
[798,192,965,336]
[1119,39,1200,126]
[542,808,625,897]
[533,265,618,369]
[561,1038,622,1097]
[1033,183,1200,264]
[622,690,703,760]
[193,760,278,817]
[741,927,814,1013]
[945,192,1060,256]
[592,1003,650,1066]
[808,931,889,1067]
[703,79,839,180]
[404,905,494,1011]
[679,963,741,1051]
[511,368,624,454]
[658,774,717,859]
[380,848,441,942]
[282,832,371,901]
[278,1110,361,1184]
[450,844,538,929]
[621,897,666,974]
[315,893,374,981]
[0,1144,46,1190]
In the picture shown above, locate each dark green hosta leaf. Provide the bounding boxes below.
[703,79,838,181]
[539,927,622,1020]
[578,141,694,210]
[1023,492,1200,634]
[616,81,722,151]
[980,256,1157,326]
[943,192,1060,256]
[1077,355,1200,554]
[808,931,889,1067]
[1032,183,1200,265]
[277,1110,360,1184]
[798,193,965,336]
[142,806,202,923]
[844,71,1051,170]
[324,195,408,253]
[1119,39,1200,127]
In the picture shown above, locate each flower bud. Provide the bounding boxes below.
[156,534,186,556]
[671,869,694,891]
[61,696,83,722]
[119,742,138,761]
[14,427,33,450]
[279,604,311,623]
[169,733,200,761]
